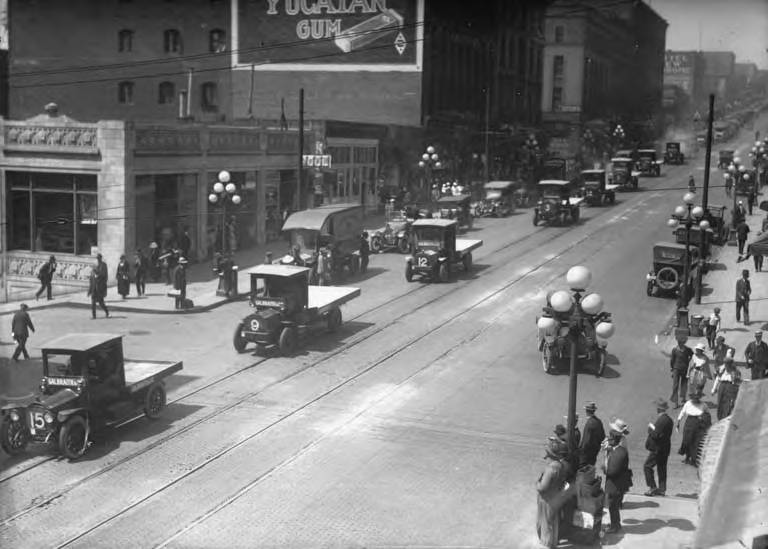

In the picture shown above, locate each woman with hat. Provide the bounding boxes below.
[687,342,712,394]
[536,437,570,548]
[172,257,188,310]
[148,241,161,282]
[116,254,130,299]
[602,419,631,534]
[711,356,742,420]
[676,389,711,466]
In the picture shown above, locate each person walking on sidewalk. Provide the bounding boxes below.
[536,437,570,549]
[735,269,751,325]
[734,201,747,227]
[579,401,605,467]
[87,260,109,319]
[116,255,130,299]
[669,337,694,408]
[712,335,735,369]
[677,389,711,466]
[643,398,673,497]
[687,342,713,394]
[711,356,742,420]
[744,330,768,380]
[602,419,632,535]
[35,255,56,301]
[359,232,370,273]
[173,257,188,309]
[134,248,147,296]
[11,303,35,361]
[705,307,721,349]
[748,188,756,215]
[736,220,750,255]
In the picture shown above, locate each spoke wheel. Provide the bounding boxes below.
[438,263,449,283]
[326,308,342,333]
[405,263,413,282]
[233,323,247,353]
[279,327,298,355]
[59,415,88,460]
[0,417,29,455]
[144,383,166,420]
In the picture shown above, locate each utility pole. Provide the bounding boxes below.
[696,93,715,305]
[484,85,490,182]
[297,88,305,211]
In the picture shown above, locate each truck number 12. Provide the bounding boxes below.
[417,257,428,268]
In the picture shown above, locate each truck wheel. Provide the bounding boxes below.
[370,235,382,254]
[233,323,247,353]
[326,308,342,332]
[405,263,413,282]
[0,416,29,456]
[646,281,654,297]
[542,345,554,374]
[463,253,472,272]
[59,415,89,460]
[533,212,539,226]
[279,327,298,355]
[596,349,607,377]
[144,382,166,420]
[438,263,449,283]
[397,237,410,254]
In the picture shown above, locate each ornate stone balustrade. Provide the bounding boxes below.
[3,124,99,153]
[209,129,263,153]
[134,128,201,154]
[6,253,93,284]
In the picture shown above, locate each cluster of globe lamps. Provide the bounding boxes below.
[208,170,241,206]
[667,192,709,233]
[418,145,442,170]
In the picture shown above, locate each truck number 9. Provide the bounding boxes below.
[417,257,428,268]
[249,319,260,331]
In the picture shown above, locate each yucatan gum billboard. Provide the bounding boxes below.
[232,0,424,71]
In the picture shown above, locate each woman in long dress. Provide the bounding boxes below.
[711,356,742,420]
[536,437,570,548]
[116,254,130,299]
[677,390,711,466]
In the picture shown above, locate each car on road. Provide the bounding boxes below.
[434,194,474,230]
[646,242,699,298]
[609,157,640,190]
[533,180,583,226]
[664,142,685,165]
[718,150,734,169]
[405,219,482,283]
[233,264,360,355]
[536,310,611,376]
[367,204,412,254]
[637,149,662,176]
[0,334,182,460]
[703,205,729,246]
[477,180,517,217]
[580,169,618,206]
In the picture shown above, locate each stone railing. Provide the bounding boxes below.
[134,128,202,154]
[209,129,263,153]
[3,124,99,153]
[6,253,93,283]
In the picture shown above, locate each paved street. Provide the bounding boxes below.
[1,121,764,547]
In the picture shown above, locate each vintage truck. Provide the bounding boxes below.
[233,264,360,355]
[0,334,182,460]
[280,203,363,283]
[405,219,483,283]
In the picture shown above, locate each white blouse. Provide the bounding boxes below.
[678,400,705,421]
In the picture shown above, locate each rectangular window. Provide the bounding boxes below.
[554,25,564,43]
[328,146,351,164]
[553,55,564,79]
[201,82,218,112]
[552,86,563,111]
[6,171,97,254]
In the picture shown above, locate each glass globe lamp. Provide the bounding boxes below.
[566,266,591,291]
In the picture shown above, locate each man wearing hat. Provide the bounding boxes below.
[579,402,605,467]
[87,255,109,319]
[735,269,751,325]
[712,335,734,369]
[687,342,712,394]
[744,330,768,380]
[669,337,694,408]
[643,398,673,496]
[602,419,632,534]
[173,257,188,310]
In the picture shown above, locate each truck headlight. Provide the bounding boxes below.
[9,410,20,422]
[44,412,54,424]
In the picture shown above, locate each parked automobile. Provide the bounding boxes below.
[537,312,610,376]
[0,334,182,460]
[735,172,756,196]
[533,180,583,226]
[664,142,685,165]
[367,206,412,254]
[718,150,735,169]
[673,225,712,271]
[637,149,662,176]
[433,194,474,230]
[609,157,640,190]
[580,169,618,206]
[233,264,360,355]
[405,219,482,283]
[477,181,517,217]
[615,149,637,162]
[513,186,535,208]
[702,205,729,245]
[646,242,699,298]
[280,203,363,282]
[696,132,707,146]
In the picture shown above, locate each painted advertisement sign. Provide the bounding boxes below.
[665,52,692,75]
[234,0,423,71]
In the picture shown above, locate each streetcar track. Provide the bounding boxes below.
[0,173,679,533]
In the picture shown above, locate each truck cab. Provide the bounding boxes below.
[405,219,482,283]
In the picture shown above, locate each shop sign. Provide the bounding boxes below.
[665,52,692,75]
[303,154,332,168]
[235,0,423,71]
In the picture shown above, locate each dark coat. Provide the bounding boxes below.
[736,277,751,302]
[670,345,694,372]
[11,310,34,338]
[744,340,768,366]
[38,261,56,281]
[645,412,673,455]
[579,415,606,465]
[604,444,631,496]
[88,264,108,299]
[173,265,187,291]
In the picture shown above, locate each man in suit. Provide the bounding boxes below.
[35,255,56,301]
[669,336,693,408]
[603,419,632,535]
[736,220,750,255]
[88,255,109,319]
[744,330,768,380]
[578,401,605,467]
[643,398,674,496]
[173,257,188,309]
[11,303,35,361]
[735,269,751,325]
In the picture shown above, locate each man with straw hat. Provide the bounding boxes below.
[643,398,673,496]
[602,418,632,534]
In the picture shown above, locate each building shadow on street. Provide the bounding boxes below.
[620,517,696,536]
[456,263,492,282]
[621,499,660,510]
[163,374,200,394]
[250,320,375,357]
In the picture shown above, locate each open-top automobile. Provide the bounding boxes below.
[637,149,662,176]
[580,169,619,206]
[533,180,583,226]
[609,157,640,190]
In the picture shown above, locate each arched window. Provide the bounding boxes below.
[158,81,175,104]
[118,81,134,104]
[118,29,134,52]
[201,82,218,111]
[209,29,227,53]
[163,29,182,53]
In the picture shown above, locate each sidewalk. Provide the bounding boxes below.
[0,210,386,317]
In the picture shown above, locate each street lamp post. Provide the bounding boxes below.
[667,193,707,313]
[207,170,241,255]
[537,266,615,459]
[418,145,442,199]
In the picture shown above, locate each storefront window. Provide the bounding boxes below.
[6,171,97,255]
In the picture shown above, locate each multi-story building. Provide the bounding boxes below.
[540,0,667,165]
[700,51,736,107]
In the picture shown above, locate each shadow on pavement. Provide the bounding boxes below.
[621,517,695,536]
[164,373,201,394]
[457,264,491,281]
[621,499,659,510]
[247,320,375,357]
[346,267,387,284]
[707,262,728,271]
[673,492,698,499]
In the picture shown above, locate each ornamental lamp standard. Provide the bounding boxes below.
[418,145,443,197]
[667,192,707,313]
[537,266,615,459]
[208,170,241,254]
